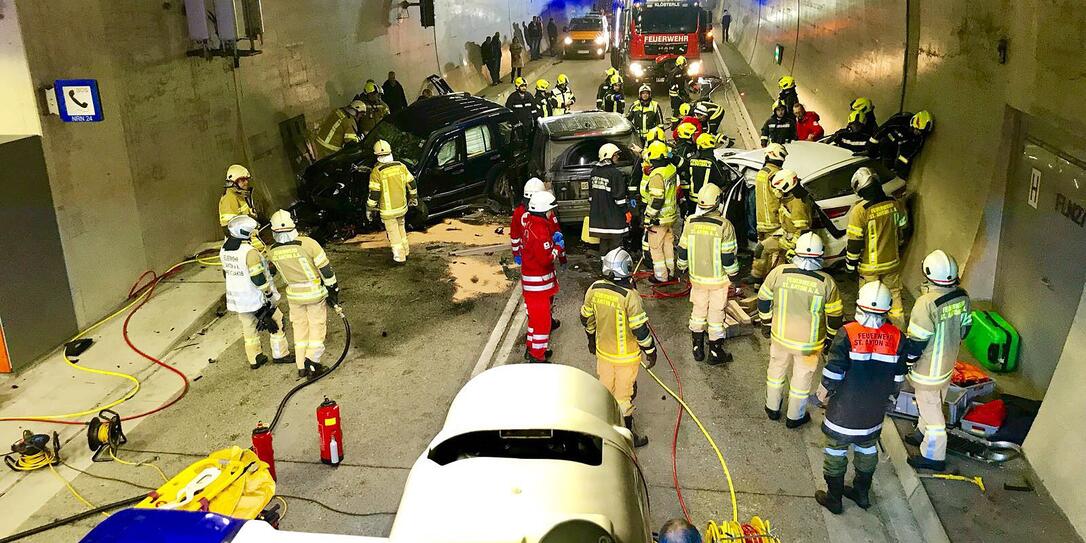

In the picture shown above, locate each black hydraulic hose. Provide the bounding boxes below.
[267,308,351,432]
[0,494,146,543]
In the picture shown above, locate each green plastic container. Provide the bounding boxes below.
[964,310,1020,373]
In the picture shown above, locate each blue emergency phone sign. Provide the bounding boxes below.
[55,79,104,122]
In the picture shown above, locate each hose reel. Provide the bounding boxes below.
[87,409,127,462]
[4,429,62,471]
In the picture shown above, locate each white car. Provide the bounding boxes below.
[715,141,908,265]
[390,364,652,543]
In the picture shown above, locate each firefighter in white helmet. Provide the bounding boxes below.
[845,167,908,327]
[220,216,290,369]
[312,100,365,160]
[677,183,739,365]
[266,209,339,379]
[588,143,631,272]
[904,250,972,472]
[368,139,419,263]
[757,231,844,428]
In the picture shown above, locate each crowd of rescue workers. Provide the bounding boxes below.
[215,54,965,525]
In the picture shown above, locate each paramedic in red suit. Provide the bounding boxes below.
[521,190,566,363]
[509,177,548,264]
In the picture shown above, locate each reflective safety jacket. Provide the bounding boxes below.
[220,239,277,313]
[312,108,359,160]
[760,114,796,146]
[505,90,539,129]
[535,90,556,118]
[588,163,630,236]
[218,188,254,228]
[671,139,696,190]
[267,236,337,305]
[846,196,908,274]
[754,163,782,233]
[552,85,576,115]
[677,211,739,288]
[520,213,562,297]
[581,279,655,365]
[777,194,811,249]
[827,127,870,153]
[821,321,908,443]
[368,161,418,219]
[757,264,844,354]
[644,164,679,226]
[627,100,664,137]
[357,96,389,134]
[601,91,625,114]
[510,203,560,259]
[906,286,972,388]
[686,149,725,205]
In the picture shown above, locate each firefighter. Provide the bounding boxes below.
[867,111,934,178]
[758,232,844,427]
[643,141,680,283]
[367,140,418,263]
[827,111,872,153]
[521,190,565,364]
[581,247,657,447]
[777,76,799,112]
[904,250,972,472]
[668,56,691,114]
[356,81,389,134]
[588,143,631,272]
[760,100,797,146]
[505,77,539,130]
[219,164,257,232]
[220,216,289,369]
[849,97,878,134]
[601,76,625,114]
[535,79,555,118]
[627,84,664,143]
[773,169,811,260]
[685,133,725,214]
[597,67,623,109]
[552,74,576,115]
[744,144,787,284]
[814,281,907,514]
[509,177,547,265]
[267,210,339,379]
[845,167,909,327]
[671,103,703,139]
[673,122,699,200]
[311,101,365,160]
[677,183,739,365]
[693,101,724,136]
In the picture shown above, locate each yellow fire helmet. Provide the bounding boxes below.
[696,132,717,150]
[364,81,378,94]
[675,55,687,66]
[644,126,666,143]
[772,99,787,112]
[847,110,865,124]
[536,79,550,91]
[645,140,670,161]
[609,74,622,86]
[606,67,618,78]
[678,103,692,117]
[514,76,527,88]
[778,75,796,89]
[373,139,392,156]
[910,110,934,132]
[557,73,569,85]
[676,122,698,140]
[850,96,873,113]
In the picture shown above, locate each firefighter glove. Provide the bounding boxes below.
[552,231,565,250]
[409,198,419,208]
[586,333,596,355]
[326,284,340,307]
[628,198,639,210]
[642,347,657,369]
[367,209,379,222]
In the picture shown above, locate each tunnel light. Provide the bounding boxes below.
[564,36,573,45]
[774,44,784,65]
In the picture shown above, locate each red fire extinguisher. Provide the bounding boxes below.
[251,422,277,481]
[317,397,343,465]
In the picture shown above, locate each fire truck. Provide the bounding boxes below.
[615,0,705,87]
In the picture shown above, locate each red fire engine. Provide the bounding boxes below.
[615,0,706,86]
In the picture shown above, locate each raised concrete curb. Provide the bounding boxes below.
[710,41,952,543]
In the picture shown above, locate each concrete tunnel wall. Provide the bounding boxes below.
[723,0,1086,297]
[10,0,585,329]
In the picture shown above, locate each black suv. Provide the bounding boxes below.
[295,91,530,238]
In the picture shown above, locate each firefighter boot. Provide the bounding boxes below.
[250,354,268,370]
[815,475,845,514]
[272,353,293,364]
[523,348,553,361]
[625,416,648,448]
[303,359,328,380]
[785,412,812,429]
[905,429,924,447]
[691,332,706,362]
[844,471,874,510]
[765,406,782,421]
[707,339,733,366]
[907,455,946,472]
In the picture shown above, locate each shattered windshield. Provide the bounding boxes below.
[364,119,427,169]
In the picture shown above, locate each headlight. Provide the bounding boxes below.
[629,62,644,77]
[706,30,713,39]
[595,36,606,45]
[563,37,573,45]
[597,48,604,55]
[687,60,703,76]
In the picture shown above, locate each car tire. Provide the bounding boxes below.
[486,168,516,213]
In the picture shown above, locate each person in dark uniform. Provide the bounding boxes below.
[588,143,631,273]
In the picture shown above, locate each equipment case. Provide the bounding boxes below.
[964,310,1019,373]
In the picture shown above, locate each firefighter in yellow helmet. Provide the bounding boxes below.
[552,73,576,115]
[600,75,625,114]
[677,183,739,365]
[758,231,844,427]
[597,67,623,109]
[534,79,555,117]
[582,247,657,447]
[777,75,799,111]
[746,144,787,284]
[356,80,390,134]
[367,139,419,263]
[642,140,680,282]
[845,167,908,327]
[668,56,691,113]
[266,210,339,379]
[221,216,290,369]
[685,133,724,214]
[312,100,365,160]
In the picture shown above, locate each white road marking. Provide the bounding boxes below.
[471,284,523,377]
[492,310,528,369]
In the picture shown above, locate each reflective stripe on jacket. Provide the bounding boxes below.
[268,237,335,304]
[645,164,679,225]
[846,198,908,274]
[368,161,417,219]
[757,265,844,354]
[907,287,972,387]
[221,242,274,313]
[754,164,782,232]
[218,189,253,227]
[678,212,738,288]
[821,321,907,443]
[581,280,652,364]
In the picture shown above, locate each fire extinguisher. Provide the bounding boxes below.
[251,422,277,481]
[317,397,343,465]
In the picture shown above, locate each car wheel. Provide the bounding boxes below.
[486,169,516,213]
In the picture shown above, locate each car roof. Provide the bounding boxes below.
[719,141,861,179]
[390,93,508,138]
[539,112,633,140]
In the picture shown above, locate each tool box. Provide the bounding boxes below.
[889,383,971,425]
[964,310,1020,373]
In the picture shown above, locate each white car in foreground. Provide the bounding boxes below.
[716,141,909,265]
